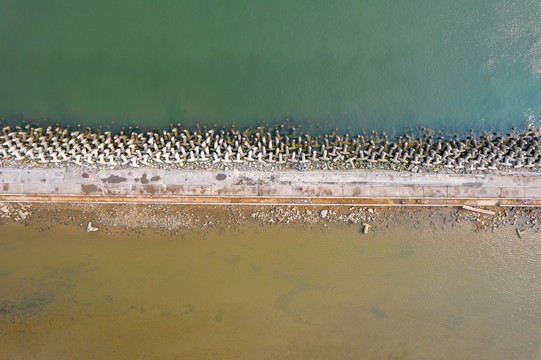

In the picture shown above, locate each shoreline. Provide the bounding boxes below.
[2,201,540,236]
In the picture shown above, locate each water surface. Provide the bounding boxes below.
[1,0,540,132]
[1,221,540,359]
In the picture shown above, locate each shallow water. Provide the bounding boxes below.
[1,0,540,132]
[1,220,540,359]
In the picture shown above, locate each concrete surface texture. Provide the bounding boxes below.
[1,167,541,206]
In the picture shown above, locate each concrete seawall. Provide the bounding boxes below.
[1,167,541,207]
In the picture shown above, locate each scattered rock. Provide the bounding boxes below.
[362,223,371,234]
[319,210,328,219]
[17,210,26,220]
[86,222,99,232]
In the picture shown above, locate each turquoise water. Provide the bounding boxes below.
[1,0,540,132]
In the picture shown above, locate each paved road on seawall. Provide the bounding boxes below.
[1,167,541,207]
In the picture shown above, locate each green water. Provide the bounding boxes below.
[1,0,540,132]
[1,222,540,359]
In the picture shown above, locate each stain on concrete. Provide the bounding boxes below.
[216,173,227,181]
[150,176,161,182]
[3,184,8,191]
[101,175,127,184]
[234,176,257,186]
[82,172,89,179]
[166,185,184,194]
[140,174,149,184]
[81,184,99,194]
[143,185,159,194]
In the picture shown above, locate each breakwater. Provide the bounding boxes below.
[1,124,541,172]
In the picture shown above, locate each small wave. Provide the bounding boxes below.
[529,37,541,76]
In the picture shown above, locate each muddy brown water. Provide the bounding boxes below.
[1,218,540,359]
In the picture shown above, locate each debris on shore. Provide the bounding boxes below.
[362,223,371,234]
[462,205,496,216]
[86,222,99,232]
[0,202,32,222]
[2,201,540,237]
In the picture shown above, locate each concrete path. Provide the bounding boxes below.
[1,167,541,206]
